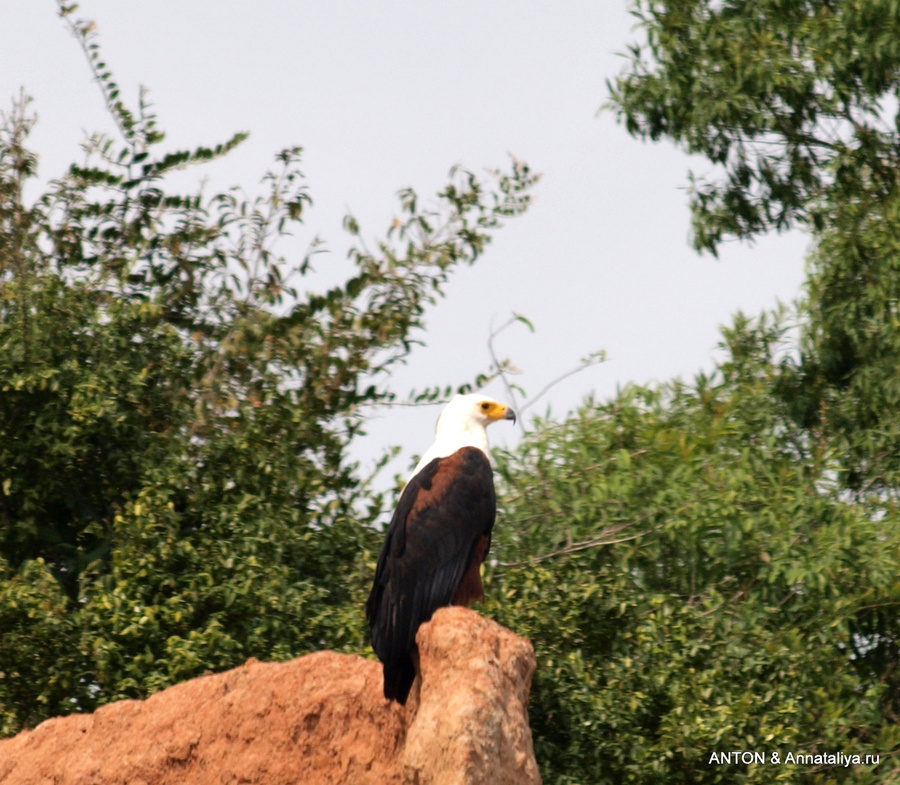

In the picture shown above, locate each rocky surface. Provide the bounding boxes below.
[0,607,541,785]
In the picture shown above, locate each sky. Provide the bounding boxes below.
[3,1,810,480]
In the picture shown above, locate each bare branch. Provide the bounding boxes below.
[487,313,528,434]
[497,519,650,568]
[521,350,606,415]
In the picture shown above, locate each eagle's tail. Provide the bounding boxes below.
[382,656,416,705]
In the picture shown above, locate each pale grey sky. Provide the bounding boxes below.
[3,2,809,479]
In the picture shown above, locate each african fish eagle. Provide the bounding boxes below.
[365,393,517,704]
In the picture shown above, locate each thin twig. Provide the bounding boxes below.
[522,353,606,415]
[697,589,744,617]
[487,314,526,435]
[497,521,649,568]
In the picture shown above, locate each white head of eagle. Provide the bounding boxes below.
[366,394,516,705]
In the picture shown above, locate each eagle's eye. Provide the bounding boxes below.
[480,402,490,410]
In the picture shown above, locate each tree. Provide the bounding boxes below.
[609,0,900,495]
[608,0,900,255]
[0,6,537,735]
[477,3,900,781]
[783,186,900,495]
[487,314,900,784]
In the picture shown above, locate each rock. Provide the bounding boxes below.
[0,607,541,785]
[403,607,542,785]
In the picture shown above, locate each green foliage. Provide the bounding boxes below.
[0,558,79,736]
[609,0,900,499]
[0,8,536,733]
[609,0,900,254]
[528,7,900,778]
[784,187,900,496]
[489,314,900,783]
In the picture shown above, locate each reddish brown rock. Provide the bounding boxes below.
[0,607,540,785]
[404,607,541,785]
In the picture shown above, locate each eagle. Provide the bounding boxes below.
[365,393,517,704]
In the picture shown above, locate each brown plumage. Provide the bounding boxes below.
[365,394,515,704]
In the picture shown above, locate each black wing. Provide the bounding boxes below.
[365,446,495,704]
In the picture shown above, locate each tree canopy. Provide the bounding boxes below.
[489,314,900,783]
[610,0,900,498]
[609,0,900,254]
[473,1,900,781]
[0,6,536,734]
